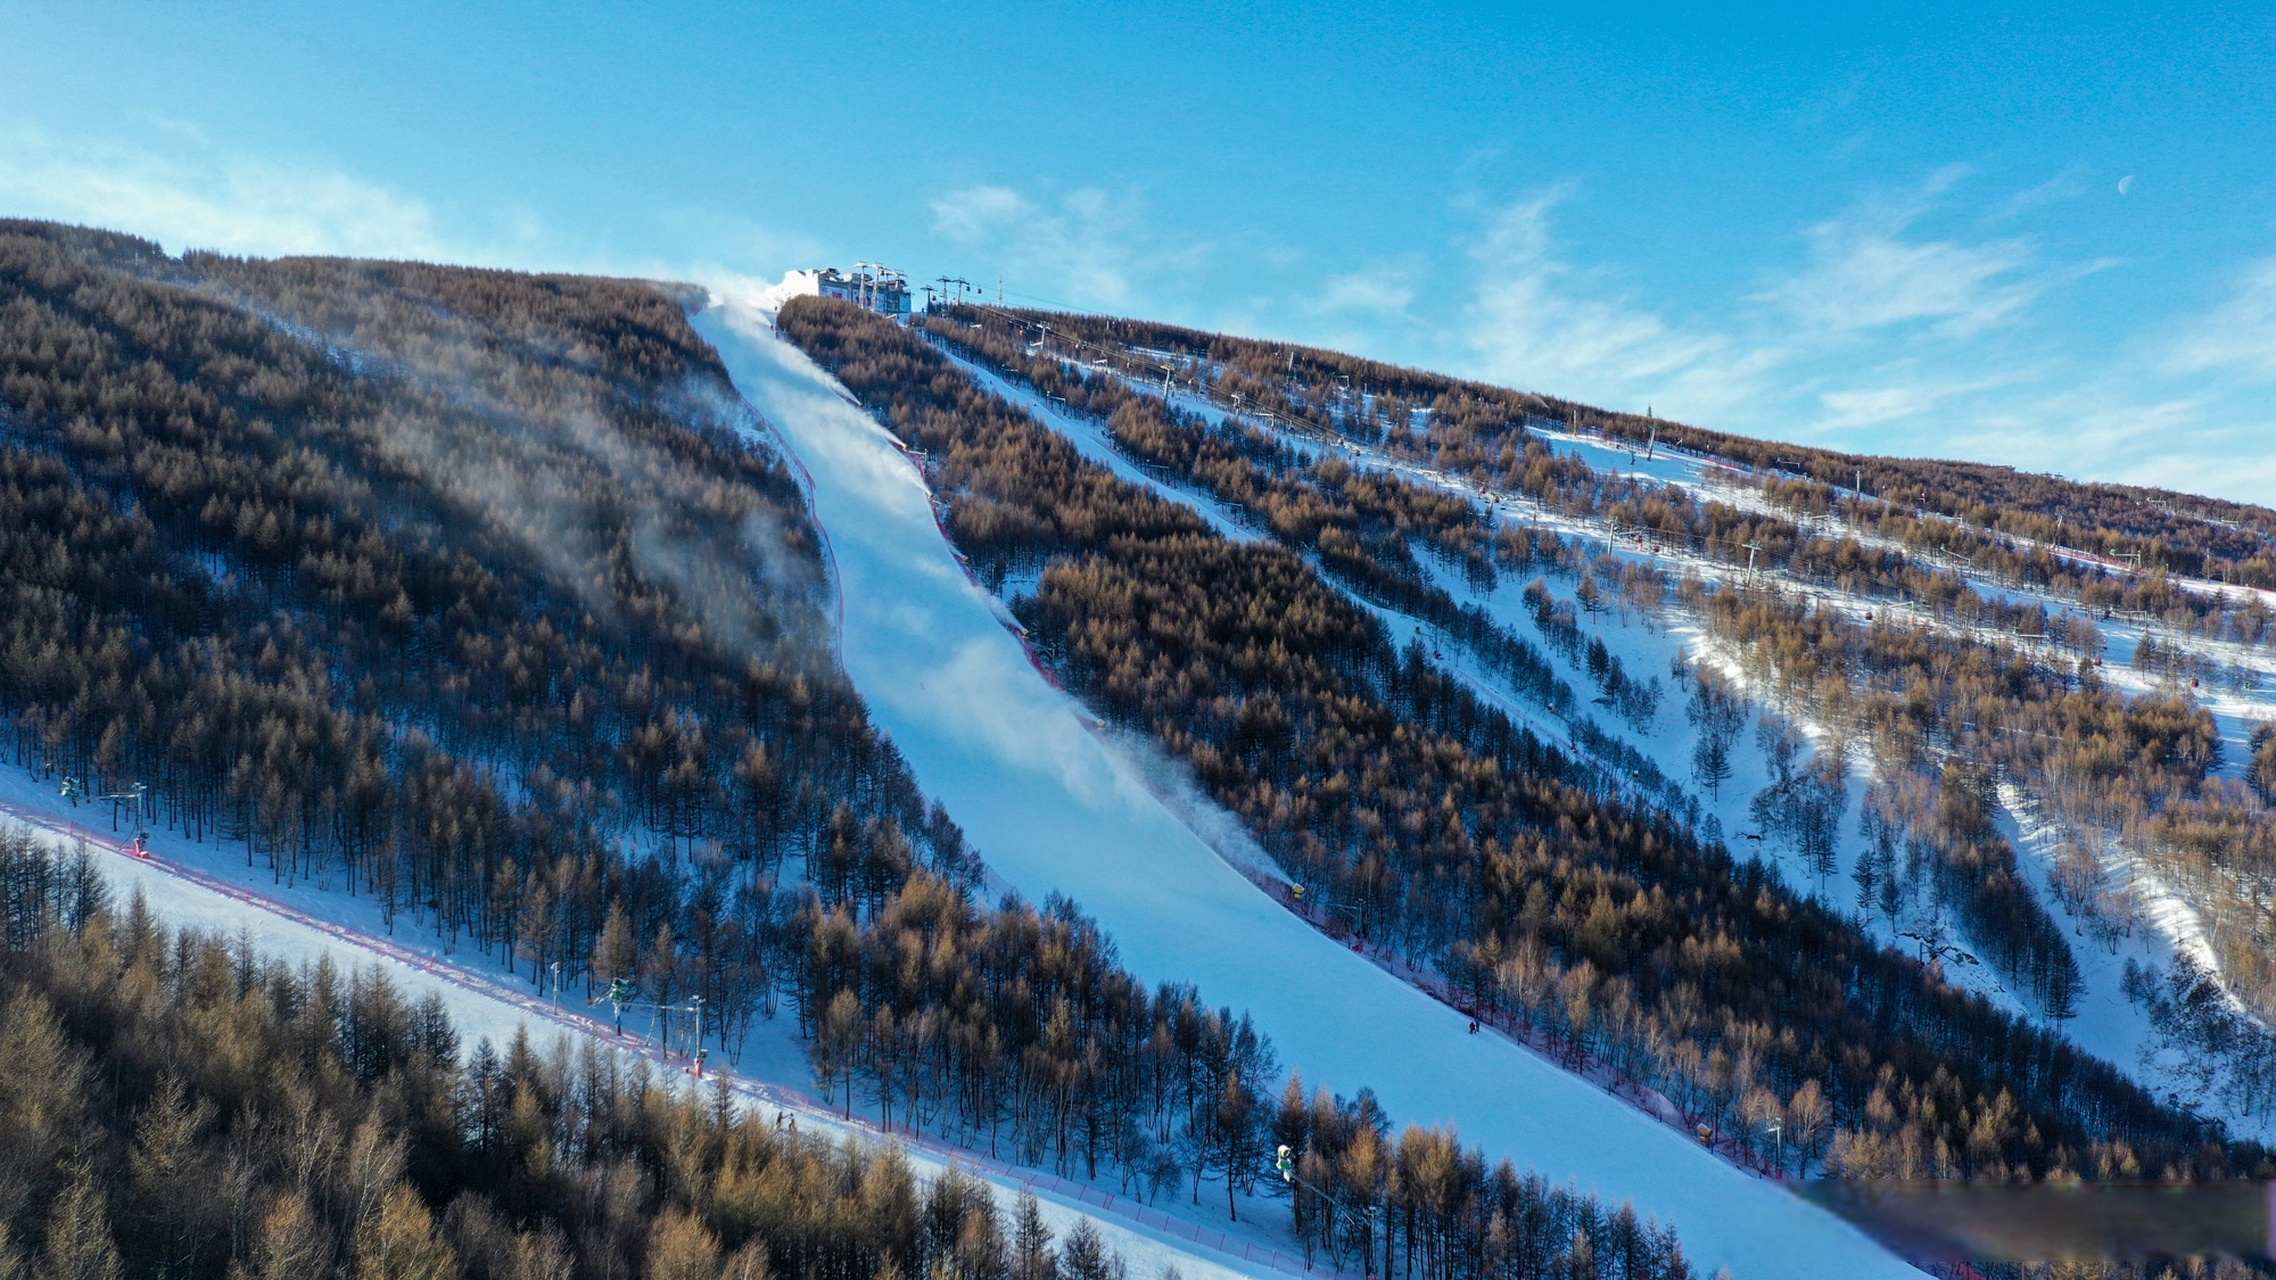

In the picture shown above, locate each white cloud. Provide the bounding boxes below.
[0,117,451,259]
[1315,265,1416,317]
[1461,191,1780,418]
[1990,169,2086,221]
[1763,177,2038,339]
[1817,382,1970,431]
[2167,256,2276,378]
[929,182,1196,309]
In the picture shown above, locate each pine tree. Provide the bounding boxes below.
[349,1185,456,1280]
[231,1193,325,1280]
[814,990,862,1117]
[590,901,635,998]
[34,1164,121,1280]
[126,1076,214,1276]
[1010,1193,1053,1280]
[1055,1221,1118,1280]
[645,1212,722,1280]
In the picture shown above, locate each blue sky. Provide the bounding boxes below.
[5,0,2275,504]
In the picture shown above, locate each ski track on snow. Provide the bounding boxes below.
[693,295,1924,1280]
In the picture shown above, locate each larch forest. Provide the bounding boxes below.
[2,216,2274,1280]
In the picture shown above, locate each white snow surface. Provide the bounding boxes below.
[694,293,1922,1279]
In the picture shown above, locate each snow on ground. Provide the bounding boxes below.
[1100,376,2276,1131]
[694,293,1923,1280]
[947,339,2132,1068]
[0,779,1310,1280]
[969,342,2276,1139]
[944,348,1264,547]
[1990,785,2276,1142]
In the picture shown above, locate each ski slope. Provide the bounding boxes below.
[0,787,1313,1280]
[693,293,1924,1279]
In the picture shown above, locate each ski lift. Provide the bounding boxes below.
[131,830,150,859]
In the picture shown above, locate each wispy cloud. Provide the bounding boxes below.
[1315,265,1418,318]
[1462,190,1780,418]
[930,182,1203,309]
[1761,173,2039,339]
[1989,169,2087,222]
[1439,173,2276,505]
[2166,256,2276,379]
[1816,376,2012,431]
[0,117,453,259]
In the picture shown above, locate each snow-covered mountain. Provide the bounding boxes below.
[4,219,2271,1280]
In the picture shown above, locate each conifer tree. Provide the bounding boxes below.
[644,1212,723,1280]
[232,1193,326,1280]
[350,1186,456,1280]
[33,1166,119,1280]
[1056,1221,1118,1280]
[1009,1194,1053,1280]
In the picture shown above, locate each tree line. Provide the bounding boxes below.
[919,312,1679,804]
[0,822,1113,1280]
[0,821,1695,1280]
[994,307,2276,593]
[0,222,1695,1278]
[942,302,2276,1116]
[0,219,976,1039]
[779,295,2262,1190]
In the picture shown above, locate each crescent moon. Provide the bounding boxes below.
[2118,175,2135,195]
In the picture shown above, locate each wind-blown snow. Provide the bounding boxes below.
[694,293,1923,1280]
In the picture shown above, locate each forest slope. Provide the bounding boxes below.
[0,221,1691,1280]
[698,295,1882,1279]
[779,295,2261,1199]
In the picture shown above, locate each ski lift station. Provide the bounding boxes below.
[777,264,911,317]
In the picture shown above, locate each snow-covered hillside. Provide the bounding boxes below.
[693,293,1923,1279]
[952,336,2276,1144]
[0,779,1309,1280]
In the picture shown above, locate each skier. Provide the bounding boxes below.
[60,776,81,807]
[132,830,150,859]
[1467,1019,1479,1035]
